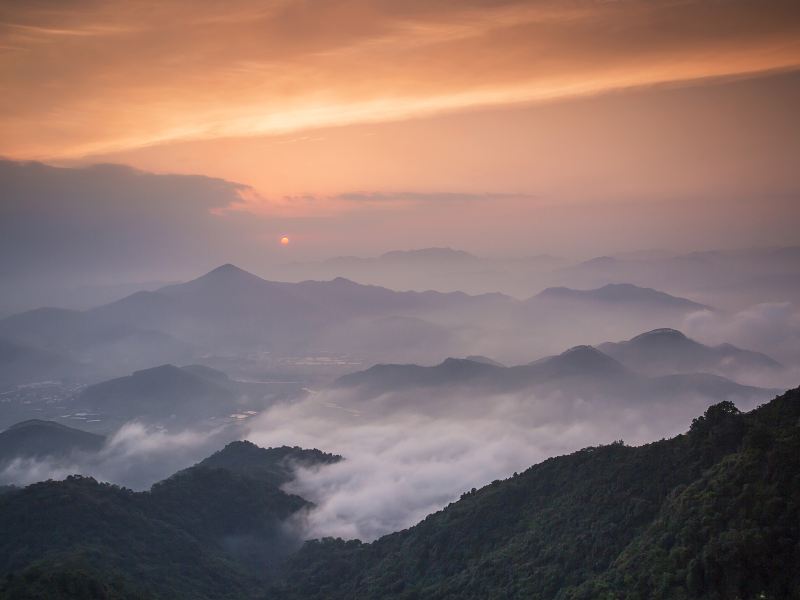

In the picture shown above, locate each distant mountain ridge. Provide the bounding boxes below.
[0,263,785,389]
[0,263,515,382]
[531,283,709,311]
[0,420,105,465]
[76,363,239,423]
[598,328,784,383]
[333,341,775,411]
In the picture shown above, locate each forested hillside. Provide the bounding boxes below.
[273,388,800,600]
[0,445,340,600]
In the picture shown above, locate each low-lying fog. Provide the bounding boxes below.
[1,373,779,542]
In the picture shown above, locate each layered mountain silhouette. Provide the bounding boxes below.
[598,328,784,383]
[550,246,800,307]
[530,283,708,312]
[0,264,780,389]
[0,420,105,465]
[75,363,242,423]
[0,264,513,382]
[333,343,775,411]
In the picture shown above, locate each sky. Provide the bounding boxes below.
[1,0,799,265]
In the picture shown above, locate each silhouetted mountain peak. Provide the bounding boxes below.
[439,357,502,374]
[197,263,261,283]
[131,363,183,379]
[533,284,707,310]
[598,328,785,382]
[0,419,105,462]
[464,355,505,367]
[532,345,627,377]
[630,328,689,343]
[7,419,75,433]
[78,363,236,422]
[192,441,342,485]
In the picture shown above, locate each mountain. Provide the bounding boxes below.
[274,387,800,599]
[464,355,505,367]
[75,364,240,424]
[530,283,708,312]
[598,328,784,382]
[334,357,506,394]
[270,247,570,297]
[0,264,516,383]
[333,345,772,410]
[525,344,629,379]
[550,246,800,308]
[0,442,337,599]
[336,346,629,392]
[188,441,341,487]
[0,420,105,464]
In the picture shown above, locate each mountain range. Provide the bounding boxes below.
[0,264,716,385]
[75,363,242,425]
[333,331,780,413]
[265,245,800,307]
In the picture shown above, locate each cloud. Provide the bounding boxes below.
[0,159,278,310]
[245,384,750,541]
[684,303,800,380]
[0,421,234,490]
[1,0,798,159]
[221,190,533,216]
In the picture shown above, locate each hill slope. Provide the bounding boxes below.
[76,364,238,423]
[275,387,800,600]
[0,420,105,465]
[0,443,338,599]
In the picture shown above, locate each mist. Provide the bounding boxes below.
[0,421,236,490]
[245,378,773,541]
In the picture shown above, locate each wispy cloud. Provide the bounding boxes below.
[1,0,798,158]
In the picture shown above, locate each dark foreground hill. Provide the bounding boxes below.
[273,387,800,600]
[0,443,340,600]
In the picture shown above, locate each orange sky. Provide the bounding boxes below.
[1,0,799,256]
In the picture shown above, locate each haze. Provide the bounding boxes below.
[0,3,799,597]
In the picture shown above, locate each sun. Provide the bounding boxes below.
[280,236,290,245]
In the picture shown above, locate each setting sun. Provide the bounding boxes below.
[280,236,290,245]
